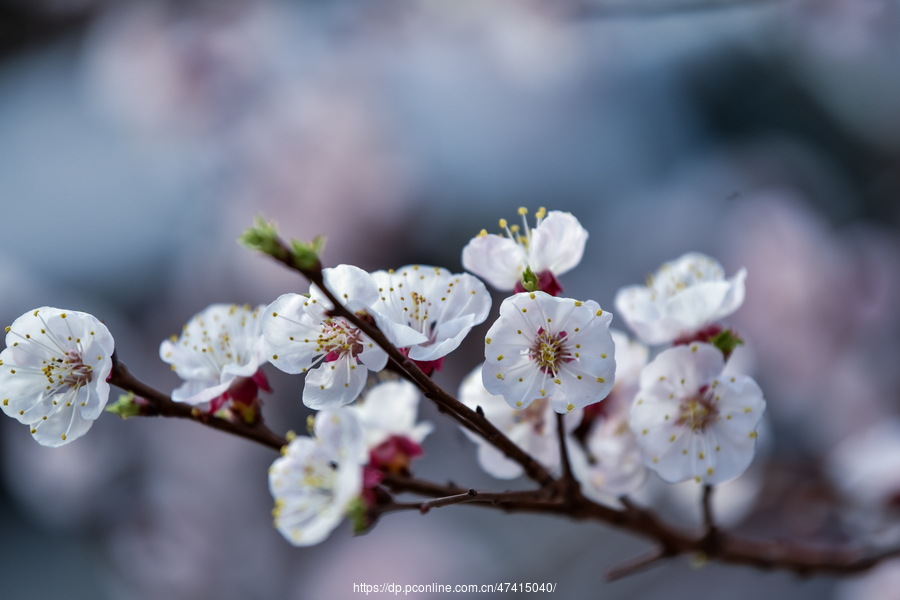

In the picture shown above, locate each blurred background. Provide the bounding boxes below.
[1,0,900,598]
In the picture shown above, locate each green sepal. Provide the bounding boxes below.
[520,266,539,292]
[347,497,371,535]
[289,235,326,271]
[710,329,744,356]
[238,215,286,260]
[105,392,142,419]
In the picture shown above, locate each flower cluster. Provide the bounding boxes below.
[0,207,771,554]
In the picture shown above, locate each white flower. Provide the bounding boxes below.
[482,291,616,414]
[348,379,433,450]
[630,343,765,485]
[0,308,114,447]
[461,208,588,292]
[370,265,491,363]
[570,414,646,501]
[263,265,388,409]
[459,364,580,479]
[614,252,746,345]
[827,419,900,508]
[269,408,365,546]
[160,303,267,406]
[570,329,649,500]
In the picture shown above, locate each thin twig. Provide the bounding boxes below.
[606,547,669,581]
[108,360,287,451]
[556,413,580,504]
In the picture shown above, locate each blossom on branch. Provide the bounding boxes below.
[614,252,746,346]
[570,330,649,500]
[370,265,491,373]
[630,343,765,485]
[482,291,616,414]
[461,208,588,295]
[0,308,115,447]
[348,379,433,451]
[269,408,366,546]
[160,304,268,412]
[263,265,387,408]
[348,379,433,476]
[460,364,580,479]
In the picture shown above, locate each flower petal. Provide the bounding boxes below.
[461,233,528,291]
[528,211,588,276]
[303,355,368,409]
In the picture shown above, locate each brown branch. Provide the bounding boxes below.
[379,474,900,578]
[606,547,669,581]
[264,242,555,487]
[108,360,287,452]
[556,413,580,505]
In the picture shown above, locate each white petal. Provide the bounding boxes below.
[263,294,323,375]
[461,234,528,291]
[356,337,388,372]
[302,355,368,409]
[269,435,362,547]
[314,408,367,464]
[638,344,723,393]
[349,380,432,449]
[614,253,746,345]
[313,264,380,313]
[528,211,589,276]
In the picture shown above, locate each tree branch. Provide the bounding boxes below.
[107,360,287,452]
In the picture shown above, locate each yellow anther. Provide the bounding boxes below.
[749,431,758,439]
[596,309,603,316]
[61,433,66,441]
[516,401,523,407]
[518,207,528,215]
[497,354,504,361]
[509,224,520,233]
[529,292,535,299]
[574,301,582,307]
[486,338,491,345]
[566,403,574,412]
[597,377,605,383]
[496,373,503,380]
[285,430,297,442]
[499,218,508,229]
[273,354,278,360]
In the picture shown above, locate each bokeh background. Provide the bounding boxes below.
[2,0,900,598]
